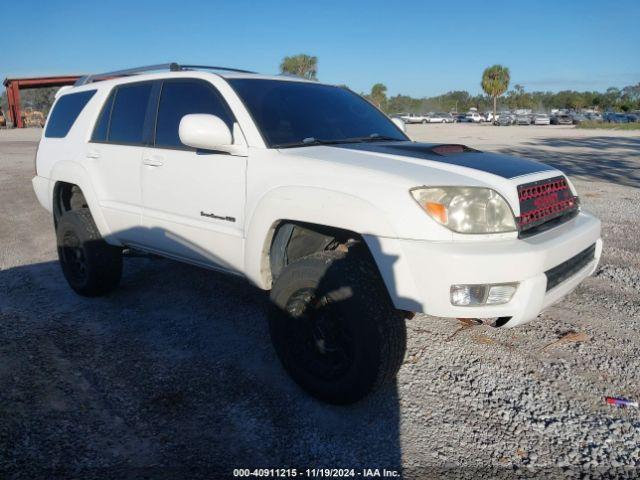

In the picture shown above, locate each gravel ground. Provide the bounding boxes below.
[1,125,639,479]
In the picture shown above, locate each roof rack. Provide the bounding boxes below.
[74,63,256,86]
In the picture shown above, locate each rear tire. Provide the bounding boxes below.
[56,209,122,297]
[269,249,406,404]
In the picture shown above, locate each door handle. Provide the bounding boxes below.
[143,156,164,167]
[86,150,101,159]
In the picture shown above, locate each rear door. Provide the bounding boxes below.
[87,81,157,243]
[139,78,246,273]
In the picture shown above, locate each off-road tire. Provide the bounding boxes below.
[56,209,122,296]
[269,249,407,404]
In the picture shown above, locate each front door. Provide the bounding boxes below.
[139,79,246,273]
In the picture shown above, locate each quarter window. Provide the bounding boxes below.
[155,80,234,149]
[45,90,96,138]
[108,83,153,144]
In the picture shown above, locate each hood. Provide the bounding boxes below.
[268,141,564,241]
[279,141,556,183]
[275,141,564,220]
[329,141,555,179]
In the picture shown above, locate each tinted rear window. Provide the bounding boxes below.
[45,90,96,138]
[108,83,153,144]
[155,80,234,148]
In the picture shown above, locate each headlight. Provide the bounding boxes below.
[410,187,516,234]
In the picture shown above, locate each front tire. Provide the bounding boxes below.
[56,209,122,296]
[269,249,407,404]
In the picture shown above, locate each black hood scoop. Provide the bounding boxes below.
[333,141,556,179]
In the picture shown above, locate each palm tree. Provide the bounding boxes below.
[280,54,318,80]
[481,65,510,121]
[370,83,388,109]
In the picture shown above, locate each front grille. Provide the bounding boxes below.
[517,176,579,237]
[545,243,596,291]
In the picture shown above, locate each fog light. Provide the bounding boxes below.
[486,284,518,305]
[450,283,518,306]
[450,285,487,306]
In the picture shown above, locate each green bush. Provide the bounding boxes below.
[576,121,640,130]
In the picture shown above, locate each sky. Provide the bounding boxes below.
[2,0,639,98]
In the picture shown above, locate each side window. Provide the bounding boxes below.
[91,90,115,142]
[45,90,96,138]
[108,83,153,144]
[155,80,234,149]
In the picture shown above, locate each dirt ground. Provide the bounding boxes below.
[1,125,639,479]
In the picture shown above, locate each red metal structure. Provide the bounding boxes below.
[3,76,81,128]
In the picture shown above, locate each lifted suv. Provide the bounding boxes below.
[33,63,602,404]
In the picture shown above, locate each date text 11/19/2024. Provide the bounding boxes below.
[233,468,400,478]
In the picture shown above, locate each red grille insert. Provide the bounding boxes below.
[517,176,578,234]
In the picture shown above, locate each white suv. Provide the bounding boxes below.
[33,63,602,404]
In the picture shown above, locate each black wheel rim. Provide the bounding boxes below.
[284,288,354,381]
[61,231,88,284]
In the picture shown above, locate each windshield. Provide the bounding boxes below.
[228,79,408,148]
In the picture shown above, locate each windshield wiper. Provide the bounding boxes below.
[273,134,405,149]
[273,138,351,149]
[356,134,404,142]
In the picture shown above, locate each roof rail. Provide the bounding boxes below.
[74,63,256,86]
[179,65,257,74]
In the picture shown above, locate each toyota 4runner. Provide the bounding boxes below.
[33,63,602,404]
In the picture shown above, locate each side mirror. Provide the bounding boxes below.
[391,117,406,132]
[179,114,247,156]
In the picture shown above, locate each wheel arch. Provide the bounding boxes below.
[50,161,118,244]
[243,186,399,291]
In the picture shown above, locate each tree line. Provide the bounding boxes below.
[2,56,638,119]
[277,56,639,115]
[378,82,640,115]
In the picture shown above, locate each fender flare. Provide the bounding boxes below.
[244,186,398,289]
[49,161,121,246]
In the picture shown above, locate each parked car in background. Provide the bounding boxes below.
[440,113,455,123]
[399,113,427,124]
[436,112,455,123]
[626,113,640,123]
[516,114,531,125]
[533,114,550,125]
[426,112,454,123]
[465,112,484,123]
[494,114,514,126]
[614,113,630,123]
[571,113,588,125]
[603,112,629,123]
[400,113,426,123]
[484,112,495,123]
[454,113,467,123]
[551,114,573,125]
[585,112,603,122]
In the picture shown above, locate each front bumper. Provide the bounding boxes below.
[366,211,602,327]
